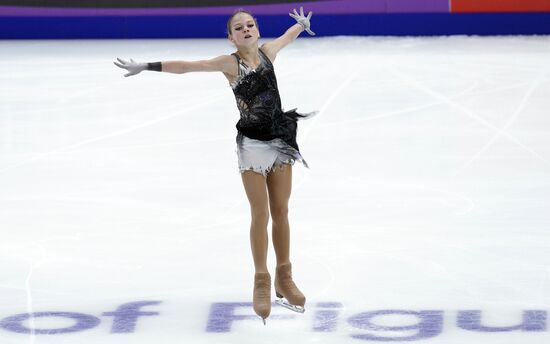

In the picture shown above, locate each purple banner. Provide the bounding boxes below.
[388,0,449,13]
[0,1,449,17]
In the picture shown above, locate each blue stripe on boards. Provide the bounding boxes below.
[1,13,550,39]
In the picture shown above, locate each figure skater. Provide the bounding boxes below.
[114,7,316,324]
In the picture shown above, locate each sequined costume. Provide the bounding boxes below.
[231,48,315,174]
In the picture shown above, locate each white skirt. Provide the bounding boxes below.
[236,136,309,177]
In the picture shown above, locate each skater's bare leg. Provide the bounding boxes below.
[267,164,306,312]
[241,170,270,273]
[267,164,292,267]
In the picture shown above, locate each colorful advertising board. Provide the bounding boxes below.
[0,0,549,38]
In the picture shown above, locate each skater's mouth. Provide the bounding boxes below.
[245,34,252,39]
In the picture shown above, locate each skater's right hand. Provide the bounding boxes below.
[113,58,147,77]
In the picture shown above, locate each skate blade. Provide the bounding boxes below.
[275,298,305,313]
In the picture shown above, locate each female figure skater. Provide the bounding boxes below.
[114,7,315,324]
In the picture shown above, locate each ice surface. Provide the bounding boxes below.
[1,36,550,343]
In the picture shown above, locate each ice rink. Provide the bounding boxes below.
[1,35,550,343]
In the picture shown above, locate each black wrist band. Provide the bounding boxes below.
[147,62,162,72]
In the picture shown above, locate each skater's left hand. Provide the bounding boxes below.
[289,7,315,36]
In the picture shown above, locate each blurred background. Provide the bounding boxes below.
[1,0,550,39]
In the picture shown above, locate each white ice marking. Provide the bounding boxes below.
[451,66,549,176]
[385,64,550,173]
[298,72,356,143]
[320,80,537,127]
[295,72,357,188]
[0,92,227,175]
[23,242,47,344]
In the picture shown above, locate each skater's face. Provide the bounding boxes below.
[228,13,260,47]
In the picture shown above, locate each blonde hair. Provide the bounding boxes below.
[227,9,259,35]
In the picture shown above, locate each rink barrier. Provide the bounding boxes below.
[0,300,548,340]
[1,13,550,39]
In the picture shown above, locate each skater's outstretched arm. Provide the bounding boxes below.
[114,55,236,77]
[261,6,315,63]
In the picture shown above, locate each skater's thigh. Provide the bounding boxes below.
[266,164,292,214]
[241,170,269,217]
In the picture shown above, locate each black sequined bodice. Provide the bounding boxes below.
[231,49,306,151]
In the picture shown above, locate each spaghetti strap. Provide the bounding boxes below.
[258,48,272,65]
[232,53,246,77]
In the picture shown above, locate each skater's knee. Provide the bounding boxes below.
[270,204,288,224]
[251,206,270,226]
